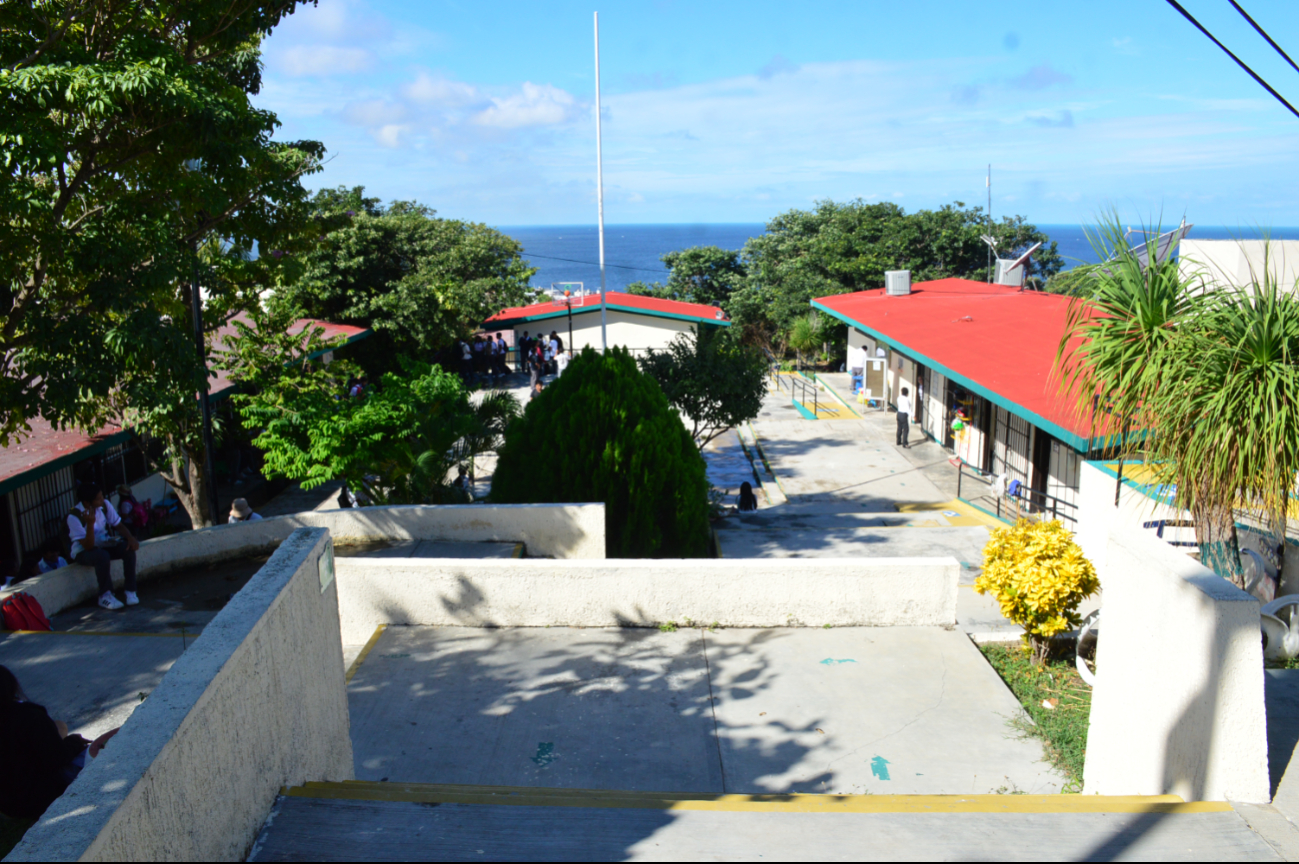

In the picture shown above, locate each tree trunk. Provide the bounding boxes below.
[1030,634,1051,665]
[1193,501,1244,588]
[163,442,216,529]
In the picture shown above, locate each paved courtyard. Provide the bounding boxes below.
[346,625,1064,795]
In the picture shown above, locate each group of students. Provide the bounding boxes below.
[458,333,512,383]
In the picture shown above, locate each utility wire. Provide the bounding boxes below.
[523,251,667,275]
[1228,0,1299,78]
[1164,0,1299,121]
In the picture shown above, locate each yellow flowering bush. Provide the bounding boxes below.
[975,519,1099,663]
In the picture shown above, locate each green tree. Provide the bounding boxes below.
[0,1,324,450]
[638,327,768,448]
[729,200,1062,349]
[274,186,538,369]
[226,306,519,505]
[786,311,830,370]
[626,245,746,307]
[491,347,711,558]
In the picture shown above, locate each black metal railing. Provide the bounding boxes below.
[786,373,820,417]
[956,461,1078,527]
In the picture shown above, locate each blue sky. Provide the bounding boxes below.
[256,0,1299,227]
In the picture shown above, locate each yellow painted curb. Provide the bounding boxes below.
[283,781,1230,815]
[345,624,388,683]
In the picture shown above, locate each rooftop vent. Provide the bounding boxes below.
[885,270,911,296]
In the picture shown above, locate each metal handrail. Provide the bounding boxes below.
[786,373,820,417]
[956,461,1078,526]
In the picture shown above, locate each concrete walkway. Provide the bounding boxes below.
[345,625,1063,796]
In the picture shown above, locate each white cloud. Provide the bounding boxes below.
[374,124,410,149]
[343,99,407,127]
[279,45,374,76]
[404,73,483,108]
[473,83,579,128]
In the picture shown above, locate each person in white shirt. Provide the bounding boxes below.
[67,482,140,611]
[895,386,912,448]
[228,498,263,524]
[556,349,571,376]
[37,548,67,574]
[849,344,864,393]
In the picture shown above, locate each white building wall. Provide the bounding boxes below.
[924,371,947,441]
[514,309,702,354]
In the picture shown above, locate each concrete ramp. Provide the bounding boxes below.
[248,782,1279,862]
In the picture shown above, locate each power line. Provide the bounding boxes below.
[1164,0,1299,121]
[1229,0,1299,78]
[523,251,667,275]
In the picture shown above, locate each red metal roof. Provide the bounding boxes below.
[486,292,729,327]
[209,314,370,397]
[813,279,1095,451]
[0,418,128,491]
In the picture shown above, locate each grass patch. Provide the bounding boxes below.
[979,643,1091,792]
[0,816,31,858]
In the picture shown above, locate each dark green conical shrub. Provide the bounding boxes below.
[491,347,711,558]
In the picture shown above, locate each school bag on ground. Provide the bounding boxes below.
[2,592,52,631]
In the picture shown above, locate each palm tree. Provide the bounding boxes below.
[788,311,825,371]
[1058,217,1299,586]
[1146,254,1299,583]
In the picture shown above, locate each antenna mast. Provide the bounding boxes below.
[594,11,608,351]
[986,164,992,284]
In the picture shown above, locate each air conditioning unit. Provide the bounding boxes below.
[885,270,911,296]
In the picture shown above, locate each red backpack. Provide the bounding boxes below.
[2,592,51,632]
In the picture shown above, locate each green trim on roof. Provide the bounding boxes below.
[811,299,1090,453]
[493,302,730,329]
[0,428,133,498]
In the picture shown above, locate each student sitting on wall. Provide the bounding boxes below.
[0,666,119,820]
[67,481,141,611]
[37,546,67,575]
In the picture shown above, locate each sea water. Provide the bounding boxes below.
[502,223,1299,292]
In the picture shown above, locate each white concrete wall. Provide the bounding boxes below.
[334,556,959,644]
[515,309,706,354]
[1083,522,1268,802]
[3,504,606,622]
[9,528,354,861]
[1075,460,1187,576]
[1180,239,1299,294]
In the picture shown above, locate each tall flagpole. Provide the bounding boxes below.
[594,11,608,351]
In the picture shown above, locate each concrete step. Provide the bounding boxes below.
[248,782,1275,862]
[713,523,990,562]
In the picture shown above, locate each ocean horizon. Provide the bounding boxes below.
[501,222,1299,293]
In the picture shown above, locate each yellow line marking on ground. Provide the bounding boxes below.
[1,629,196,638]
[284,781,1229,815]
[895,499,1005,529]
[345,624,388,683]
[511,543,524,559]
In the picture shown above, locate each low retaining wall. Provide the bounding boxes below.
[7,527,353,862]
[4,504,605,621]
[1083,522,1268,803]
[335,556,959,644]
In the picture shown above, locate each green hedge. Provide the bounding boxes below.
[491,347,711,558]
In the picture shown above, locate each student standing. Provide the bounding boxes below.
[895,386,912,449]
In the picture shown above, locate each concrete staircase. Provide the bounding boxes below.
[247,781,1277,862]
